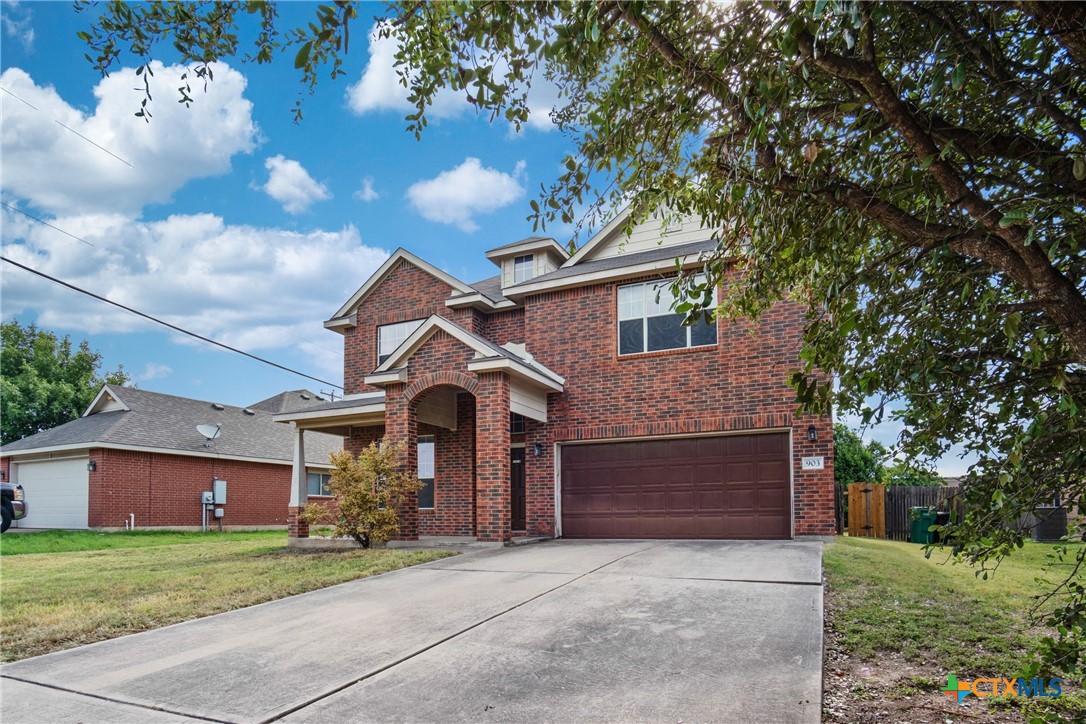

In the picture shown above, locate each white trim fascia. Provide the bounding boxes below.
[272,403,386,423]
[467,358,564,391]
[562,206,633,267]
[0,442,334,468]
[323,313,357,331]
[444,293,519,311]
[328,249,475,323]
[373,315,493,373]
[503,254,707,299]
[485,238,570,263]
[340,392,386,402]
[83,384,130,417]
[363,369,408,387]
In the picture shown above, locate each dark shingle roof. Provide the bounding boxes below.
[463,275,510,304]
[485,235,555,253]
[507,239,718,288]
[1,386,341,466]
[248,389,329,414]
[279,392,386,416]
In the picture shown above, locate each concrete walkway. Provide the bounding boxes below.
[1,540,824,724]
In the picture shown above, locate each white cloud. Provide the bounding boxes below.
[353,177,380,202]
[1,207,390,378]
[261,155,331,214]
[139,362,173,381]
[0,63,257,216]
[405,158,526,232]
[1,2,34,51]
[345,25,469,120]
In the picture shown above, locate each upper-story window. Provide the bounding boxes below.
[513,254,534,284]
[617,276,717,355]
[377,319,425,366]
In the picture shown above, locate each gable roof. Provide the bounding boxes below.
[367,315,564,391]
[325,249,475,330]
[484,236,570,262]
[562,206,635,267]
[1,385,341,467]
[248,389,328,415]
[501,238,718,298]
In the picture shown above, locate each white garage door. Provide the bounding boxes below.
[17,457,90,529]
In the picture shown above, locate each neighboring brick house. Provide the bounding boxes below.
[0,386,341,529]
[275,210,835,543]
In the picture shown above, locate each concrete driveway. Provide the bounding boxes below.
[1,540,824,724]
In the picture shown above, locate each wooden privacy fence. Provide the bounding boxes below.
[839,483,963,540]
[884,486,963,541]
[847,482,885,538]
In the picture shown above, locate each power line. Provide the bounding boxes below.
[1,255,343,389]
[1,202,96,247]
[54,120,134,168]
[0,84,133,167]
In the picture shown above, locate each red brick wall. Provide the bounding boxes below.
[342,260,478,395]
[483,308,525,346]
[418,392,476,536]
[475,372,511,542]
[87,449,293,528]
[521,272,835,536]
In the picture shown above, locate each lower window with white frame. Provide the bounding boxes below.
[417,435,435,509]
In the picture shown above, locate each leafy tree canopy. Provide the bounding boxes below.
[78,0,1086,674]
[883,461,942,488]
[832,423,886,485]
[1,321,130,446]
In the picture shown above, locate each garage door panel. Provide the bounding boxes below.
[561,433,790,540]
[17,458,90,529]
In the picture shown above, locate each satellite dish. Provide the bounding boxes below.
[196,424,222,441]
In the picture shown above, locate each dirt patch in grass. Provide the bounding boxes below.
[0,531,456,662]
[822,537,1084,722]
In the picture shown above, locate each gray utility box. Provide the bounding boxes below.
[212,479,227,505]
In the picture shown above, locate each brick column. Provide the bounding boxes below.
[287,426,309,539]
[475,372,511,542]
[793,414,836,536]
[385,382,419,540]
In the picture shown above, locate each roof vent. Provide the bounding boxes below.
[211,403,225,411]
[300,393,311,400]
[243,408,256,415]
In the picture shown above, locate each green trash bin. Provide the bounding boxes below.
[910,506,937,544]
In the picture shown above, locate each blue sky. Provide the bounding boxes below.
[0,2,972,475]
[1,1,578,401]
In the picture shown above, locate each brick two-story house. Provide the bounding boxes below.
[275,210,835,543]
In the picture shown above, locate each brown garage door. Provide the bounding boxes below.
[560,433,790,539]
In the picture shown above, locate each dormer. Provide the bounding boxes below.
[484,236,570,291]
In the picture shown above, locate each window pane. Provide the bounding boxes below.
[690,318,718,348]
[377,319,425,365]
[647,282,676,316]
[619,319,644,355]
[307,472,322,497]
[418,478,434,508]
[617,283,644,321]
[320,474,333,497]
[513,254,534,283]
[647,313,687,351]
[417,436,435,478]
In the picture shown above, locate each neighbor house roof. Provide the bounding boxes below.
[0,385,341,467]
[248,389,330,415]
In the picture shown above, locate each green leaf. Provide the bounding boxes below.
[951,62,965,90]
[294,42,312,69]
[1073,157,1086,181]
[998,209,1028,228]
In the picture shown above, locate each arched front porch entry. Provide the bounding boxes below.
[386,371,511,543]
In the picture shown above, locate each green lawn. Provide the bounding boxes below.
[823,536,1084,717]
[0,530,455,662]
